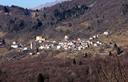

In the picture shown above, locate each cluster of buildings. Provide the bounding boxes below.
[9,31,110,55]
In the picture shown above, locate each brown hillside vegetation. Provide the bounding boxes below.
[0,53,128,82]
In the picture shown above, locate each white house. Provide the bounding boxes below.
[36,36,46,42]
[64,35,69,41]
[22,47,28,51]
[93,43,98,47]
[97,41,102,45]
[93,35,96,39]
[89,37,93,40]
[103,31,109,36]
[11,44,18,49]
[29,52,33,55]
[11,41,18,49]
[56,45,61,50]
[12,41,16,45]
[37,52,40,55]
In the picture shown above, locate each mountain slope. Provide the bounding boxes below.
[0,0,128,40]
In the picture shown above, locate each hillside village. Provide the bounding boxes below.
[11,31,109,50]
[0,31,123,59]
